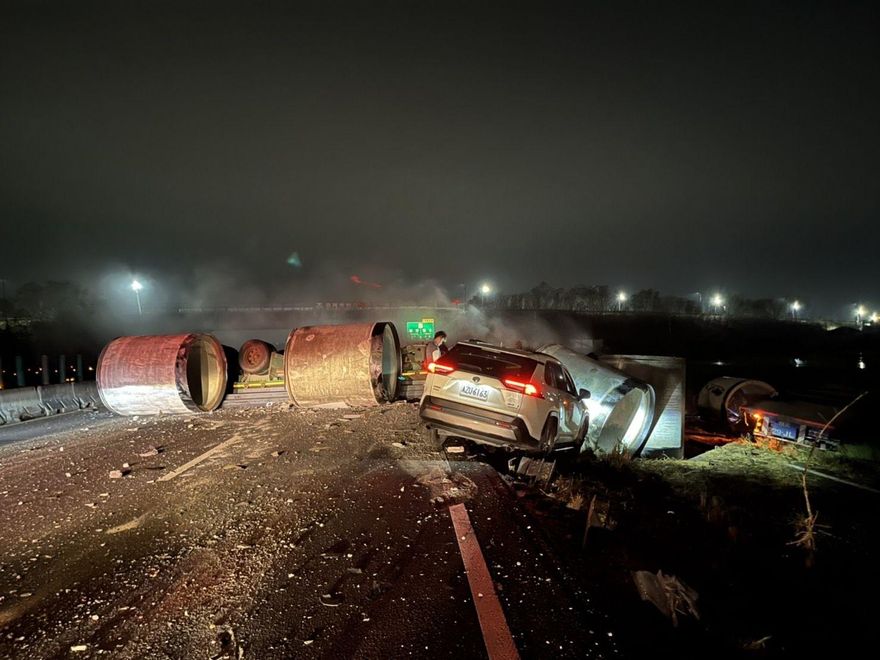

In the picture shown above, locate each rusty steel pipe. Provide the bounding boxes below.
[284,322,401,407]
[97,334,227,415]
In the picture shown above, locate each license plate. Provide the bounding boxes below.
[769,419,798,441]
[460,383,491,402]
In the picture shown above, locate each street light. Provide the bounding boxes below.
[480,283,492,306]
[131,280,143,316]
[856,304,866,327]
[791,300,801,320]
[711,293,724,313]
[616,291,627,312]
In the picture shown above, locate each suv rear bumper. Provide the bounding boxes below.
[419,395,538,450]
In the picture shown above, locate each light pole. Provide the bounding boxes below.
[480,283,491,307]
[856,304,866,328]
[131,280,143,316]
[791,300,801,320]
[711,293,724,315]
[617,291,627,312]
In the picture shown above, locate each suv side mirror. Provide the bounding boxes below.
[579,388,591,401]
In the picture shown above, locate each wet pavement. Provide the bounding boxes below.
[0,404,618,659]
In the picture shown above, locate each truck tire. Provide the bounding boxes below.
[238,339,273,374]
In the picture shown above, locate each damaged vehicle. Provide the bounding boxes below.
[418,341,591,453]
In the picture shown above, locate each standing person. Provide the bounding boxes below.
[424,330,448,369]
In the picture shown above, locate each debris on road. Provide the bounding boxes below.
[319,592,344,607]
[632,570,700,627]
[109,467,131,479]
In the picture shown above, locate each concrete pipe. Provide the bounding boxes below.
[97,334,227,415]
[239,339,274,374]
[538,344,656,457]
[284,322,401,407]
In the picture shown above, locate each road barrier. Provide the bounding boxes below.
[0,382,102,425]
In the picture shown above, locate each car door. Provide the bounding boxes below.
[561,366,588,442]
[543,361,579,439]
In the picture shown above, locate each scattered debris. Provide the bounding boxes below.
[319,593,343,607]
[445,445,465,454]
[391,442,406,448]
[514,456,556,484]
[416,468,478,504]
[106,514,147,535]
[743,635,773,651]
[138,446,163,457]
[109,468,131,479]
[70,645,88,653]
[632,570,700,627]
[271,450,286,457]
[211,624,244,659]
[342,414,363,420]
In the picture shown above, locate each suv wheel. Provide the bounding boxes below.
[422,425,443,451]
[540,416,559,454]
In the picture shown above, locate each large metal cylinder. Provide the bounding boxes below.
[697,377,777,429]
[538,344,656,457]
[284,322,401,407]
[97,334,227,415]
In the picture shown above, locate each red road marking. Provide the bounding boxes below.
[448,502,520,660]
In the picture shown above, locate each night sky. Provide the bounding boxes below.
[2,1,878,314]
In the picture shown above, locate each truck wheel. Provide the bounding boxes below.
[238,339,273,374]
[540,417,559,454]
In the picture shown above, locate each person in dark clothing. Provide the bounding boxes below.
[424,330,448,368]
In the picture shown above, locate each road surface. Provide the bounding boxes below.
[0,404,619,659]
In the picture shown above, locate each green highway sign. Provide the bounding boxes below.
[406,318,435,341]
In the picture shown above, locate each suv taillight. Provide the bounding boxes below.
[428,360,455,375]
[502,378,543,398]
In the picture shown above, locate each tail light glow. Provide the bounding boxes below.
[428,361,454,374]
[503,378,543,398]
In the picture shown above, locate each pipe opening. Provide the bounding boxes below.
[184,336,226,411]
[371,322,400,402]
[595,387,654,454]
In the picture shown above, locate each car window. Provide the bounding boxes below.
[446,345,538,381]
[544,361,577,396]
[561,368,578,396]
[543,362,558,387]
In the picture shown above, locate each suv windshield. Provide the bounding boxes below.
[445,344,538,381]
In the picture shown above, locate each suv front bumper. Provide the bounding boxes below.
[419,395,538,450]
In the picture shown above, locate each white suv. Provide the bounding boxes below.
[418,341,590,453]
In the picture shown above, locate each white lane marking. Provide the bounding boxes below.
[157,434,243,482]
[449,502,520,660]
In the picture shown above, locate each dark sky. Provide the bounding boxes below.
[2,0,878,314]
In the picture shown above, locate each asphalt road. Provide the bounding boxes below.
[0,410,116,449]
[0,404,619,659]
